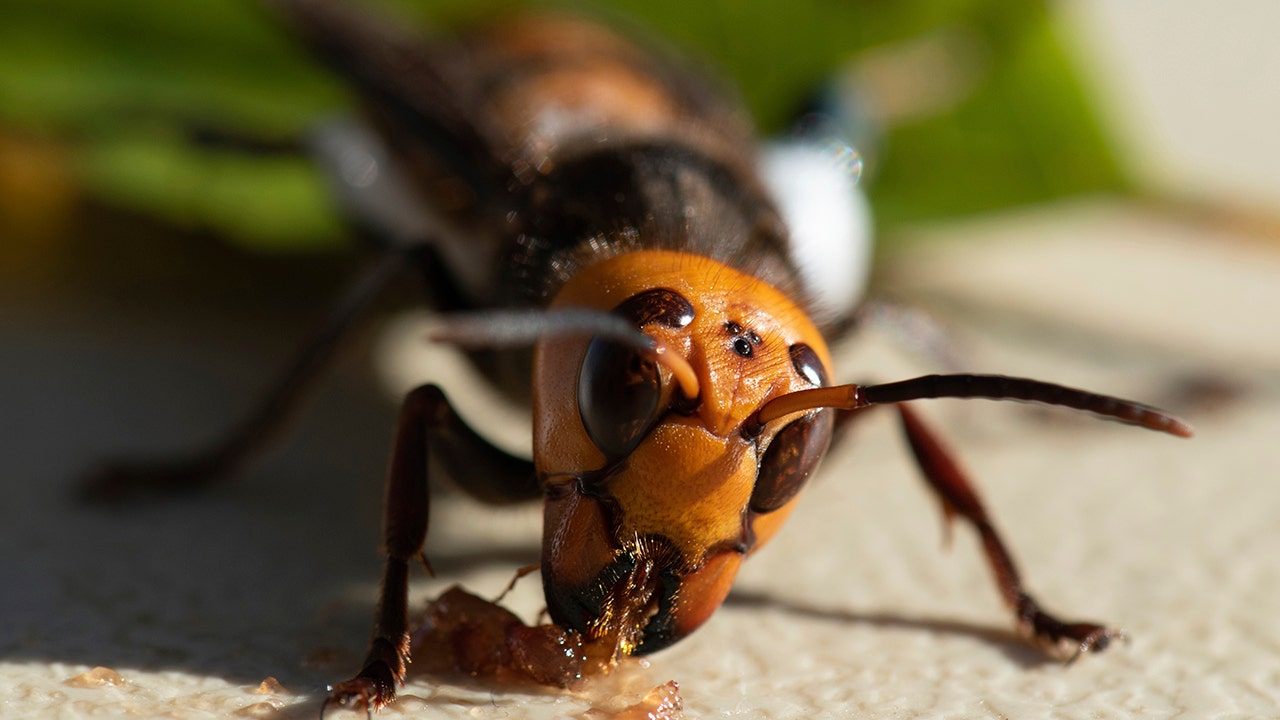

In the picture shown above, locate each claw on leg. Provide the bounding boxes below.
[321,635,409,717]
[1013,592,1126,661]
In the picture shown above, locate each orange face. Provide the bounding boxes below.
[532,250,836,654]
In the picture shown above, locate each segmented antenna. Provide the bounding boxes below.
[429,308,647,349]
[428,308,701,400]
[749,373,1193,438]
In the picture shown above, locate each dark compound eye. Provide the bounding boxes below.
[751,408,835,513]
[578,338,662,461]
[577,288,695,460]
[750,344,834,514]
[618,289,695,329]
[789,343,827,387]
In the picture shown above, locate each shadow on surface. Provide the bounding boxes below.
[0,211,545,697]
[725,589,1067,669]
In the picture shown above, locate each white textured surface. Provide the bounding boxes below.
[1062,0,1280,211]
[3,199,1279,719]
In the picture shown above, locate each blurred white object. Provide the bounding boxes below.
[759,140,874,327]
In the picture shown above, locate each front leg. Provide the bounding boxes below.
[894,403,1122,658]
[323,384,539,715]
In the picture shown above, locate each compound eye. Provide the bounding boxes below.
[751,408,834,513]
[578,337,663,461]
[789,343,828,387]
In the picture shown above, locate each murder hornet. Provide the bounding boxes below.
[84,0,1192,714]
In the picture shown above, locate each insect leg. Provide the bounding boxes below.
[80,250,408,501]
[324,383,538,714]
[894,403,1122,659]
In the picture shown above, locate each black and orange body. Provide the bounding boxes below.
[84,2,1192,715]
[284,2,795,307]
[277,3,843,655]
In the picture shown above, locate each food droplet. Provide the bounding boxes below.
[596,681,684,720]
[64,666,126,688]
[253,677,288,695]
[506,622,585,687]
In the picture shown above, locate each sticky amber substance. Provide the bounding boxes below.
[409,585,588,687]
[252,677,288,695]
[409,585,686,719]
[64,666,126,688]
[602,680,684,720]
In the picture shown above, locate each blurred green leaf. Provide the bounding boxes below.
[0,0,344,132]
[869,9,1126,227]
[0,0,1125,251]
[76,128,345,250]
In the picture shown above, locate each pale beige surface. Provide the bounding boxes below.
[1064,0,1280,211]
[3,199,1279,719]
